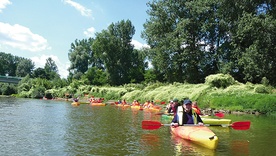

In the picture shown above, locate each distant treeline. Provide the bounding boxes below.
[1,1,276,87]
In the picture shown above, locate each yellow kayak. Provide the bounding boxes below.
[116,104,131,107]
[90,103,106,106]
[170,125,219,150]
[202,118,232,125]
[131,105,143,110]
[71,102,80,106]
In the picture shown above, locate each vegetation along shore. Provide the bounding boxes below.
[1,74,275,115]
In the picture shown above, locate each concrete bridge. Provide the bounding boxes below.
[0,75,22,84]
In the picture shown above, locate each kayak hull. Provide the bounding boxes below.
[71,102,80,106]
[131,105,143,110]
[116,104,130,107]
[170,126,218,150]
[143,107,162,112]
[162,114,232,125]
[202,118,232,125]
[90,103,106,106]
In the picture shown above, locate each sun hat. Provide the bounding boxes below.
[173,98,178,102]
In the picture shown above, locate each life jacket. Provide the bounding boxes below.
[177,106,198,125]
[192,106,202,115]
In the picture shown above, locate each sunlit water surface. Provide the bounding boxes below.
[0,97,275,155]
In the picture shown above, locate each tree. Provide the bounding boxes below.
[32,67,47,79]
[93,20,144,85]
[44,57,59,80]
[68,38,98,78]
[16,58,35,77]
[142,0,215,83]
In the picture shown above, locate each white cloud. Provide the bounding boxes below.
[31,54,69,78]
[131,39,149,50]
[84,27,96,37]
[64,0,92,17]
[0,0,11,13]
[0,22,51,52]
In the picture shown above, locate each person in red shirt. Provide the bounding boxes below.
[192,101,203,115]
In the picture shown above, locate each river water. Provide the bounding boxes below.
[0,97,275,156]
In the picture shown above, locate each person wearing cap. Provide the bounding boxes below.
[167,98,179,115]
[171,99,203,127]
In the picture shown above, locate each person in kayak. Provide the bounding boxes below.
[167,98,179,115]
[171,99,203,127]
[143,100,150,108]
[122,99,127,105]
[132,100,140,106]
[192,101,203,115]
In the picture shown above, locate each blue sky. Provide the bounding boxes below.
[0,0,150,78]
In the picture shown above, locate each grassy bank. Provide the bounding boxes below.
[55,81,275,114]
[17,74,276,114]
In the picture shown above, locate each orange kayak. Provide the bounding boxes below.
[90,103,106,106]
[71,102,80,106]
[131,105,143,110]
[143,106,162,112]
[116,104,131,107]
[170,125,218,149]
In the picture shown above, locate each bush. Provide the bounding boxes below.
[0,83,17,95]
[254,85,270,94]
[205,74,235,88]
[30,86,46,99]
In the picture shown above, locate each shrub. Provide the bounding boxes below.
[205,74,235,88]
[254,85,270,94]
[30,86,45,99]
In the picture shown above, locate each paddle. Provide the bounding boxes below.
[142,120,251,130]
[155,112,224,118]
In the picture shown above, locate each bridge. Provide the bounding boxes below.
[0,75,23,84]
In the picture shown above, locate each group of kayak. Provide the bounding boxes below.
[114,99,162,111]
[71,96,106,106]
[142,98,251,150]
[70,96,250,150]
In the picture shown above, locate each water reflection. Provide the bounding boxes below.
[1,98,275,155]
[171,135,215,156]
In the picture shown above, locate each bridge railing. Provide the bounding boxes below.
[0,75,23,84]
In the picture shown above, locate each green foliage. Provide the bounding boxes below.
[84,67,107,85]
[0,83,17,95]
[254,85,271,94]
[93,20,145,85]
[68,38,95,75]
[30,86,45,99]
[16,58,35,77]
[205,74,235,88]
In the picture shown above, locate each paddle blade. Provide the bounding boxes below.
[231,121,251,130]
[142,120,162,130]
[215,112,225,118]
[160,101,166,105]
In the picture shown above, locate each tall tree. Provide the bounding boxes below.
[44,57,59,80]
[16,58,35,77]
[68,38,96,78]
[143,0,218,83]
[93,20,143,85]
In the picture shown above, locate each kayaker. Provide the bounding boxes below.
[143,100,150,108]
[167,98,178,115]
[73,96,79,102]
[122,99,127,105]
[171,99,203,127]
[132,100,140,106]
[192,101,203,115]
[148,101,155,108]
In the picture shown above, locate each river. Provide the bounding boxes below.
[0,97,275,155]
